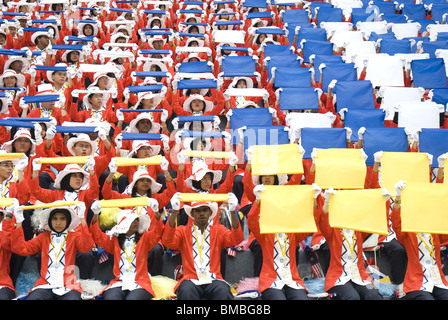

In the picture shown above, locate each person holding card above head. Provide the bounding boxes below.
[89,200,164,300]
[391,181,448,300]
[317,188,384,300]
[162,193,244,300]
[9,201,94,300]
[247,184,323,300]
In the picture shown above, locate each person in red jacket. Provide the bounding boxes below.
[0,202,18,300]
[247,184,322,300]
[10,201,95,300]
[391,181,448,300]
[317,188,384,300]
[89,201,164,300]
[162,194,243,300]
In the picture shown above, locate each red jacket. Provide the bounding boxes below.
[11,223,94,293]
[89,217,164,297]
[161,218,244,291]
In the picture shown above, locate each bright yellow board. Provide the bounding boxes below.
[251,144,303,176]
[314,148,367,189]
[380,152,430,196]
[259,184,317,234]
[328,188,389,235]
[401,182,448,234]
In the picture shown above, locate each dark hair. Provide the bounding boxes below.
[59,173,79,192]
[117,231,141,251]
[190,137,206,151]
[131,185,152,198]
[258,175,279,185]
[192,172,213,191]
[48,208,72,233]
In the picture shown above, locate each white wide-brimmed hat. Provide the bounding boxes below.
[39,202,81,232]
[53,163,90,190]
[183,94,214,113]
[185,160,222,189]
[66,133,98,156]
[128,113,161,134]
[125,169,162,195]
[183,201,219,221]
[0,69,25,87]
[2,128,36,156]
[106,209,151,239]
[127,140,161,158]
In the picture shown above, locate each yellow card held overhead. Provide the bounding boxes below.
[251,144,304,176]
[259,185,317,234]
[114,155,162,167]
[22,201,80,210]
[0,153,25,159]
[401,182,448,234]
[100,197,150,208]
[314,148,367,189]
[380,152,430,196]
[184,150,232,159]
[38,156,88,164]
[328,189,389,235]
[0,197,14,207]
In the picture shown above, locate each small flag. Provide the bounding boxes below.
[227,247,236,257]
[305,248,324,278]
[97,248,109,264]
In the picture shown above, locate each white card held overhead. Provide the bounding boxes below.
[212,30,246,44]
[397,101,442,130]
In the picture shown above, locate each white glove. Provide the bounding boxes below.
[213,115,221,130]
[170,192,181,210]
[227,192,238,211]
[229,152,238,166]
[15,155,28,171]
[222,131,231,145]
[298,144,305,157]
[33,123,42,139]
[85,156,95,171]
[312,183,321,199]
[147,198,159,212]
[161,109,169,122]
[358,127,366,140]
[177,150,186,164]
[114,133,123,149]
[382,188,392,201]
[323,188,336,203]
[32,157,42,171]
[172,117,179,130]
[374,151,383,163]
[116,109,124,121]
[75,201,86,219]
[46,125,57,140]
[91,200,102,215]
[9,199,24,223]
[95,127,108,141]
[160,156,169,171]
[425,153,433,166]
[311,147,318,162]
[329,79,337,89]
[268,107,277,119]
[345,127,352,140]
[161,134,170,150]
[175,129,184,144]
[253,184,266,200]
[360,150,368,161]
[438,153,448,168]
[395,180,406,197]
[245,145,254,162]
[108,158,118,173]
[338,108,348,121]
